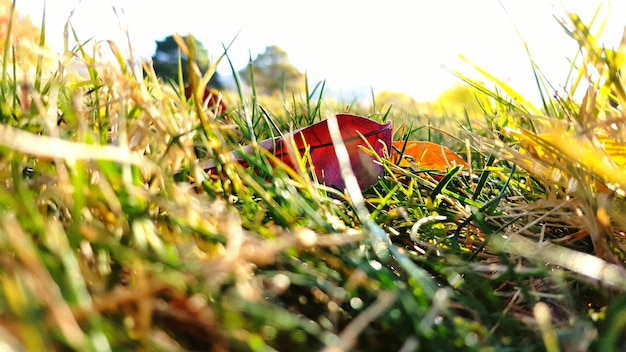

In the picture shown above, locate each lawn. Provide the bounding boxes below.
[0,5,626,352]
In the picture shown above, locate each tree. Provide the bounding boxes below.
[432,83,492,117]
[239,45,304,95]
[375,90,418,111]
[151,34,223,89]
[0,0,47,70]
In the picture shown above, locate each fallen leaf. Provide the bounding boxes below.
[392,141,468,171]
[204,114,392,191]
[184,85,227,116]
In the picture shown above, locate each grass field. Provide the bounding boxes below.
[1,5,626,352]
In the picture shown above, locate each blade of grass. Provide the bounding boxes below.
[430,165,462,200]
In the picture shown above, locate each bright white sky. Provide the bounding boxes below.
[15,0,626,103]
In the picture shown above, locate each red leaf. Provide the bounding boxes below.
[206,114,392,191]
[184,85,227,115]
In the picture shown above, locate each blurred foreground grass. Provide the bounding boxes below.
[1,5,626,352]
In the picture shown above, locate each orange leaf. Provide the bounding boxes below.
[392,141,467,171]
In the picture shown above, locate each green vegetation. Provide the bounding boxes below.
[152,34,224,89]
[239,45,306,96]
[0,3,626,352]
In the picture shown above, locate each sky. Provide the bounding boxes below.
[14,0,626,103]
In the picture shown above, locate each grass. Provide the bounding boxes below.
[1,5,626,352]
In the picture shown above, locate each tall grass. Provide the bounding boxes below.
[0,4,625,352]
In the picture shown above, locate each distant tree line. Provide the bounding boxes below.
[151,35,304,95]
[151,35,224,90]
[151,35,489,114]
